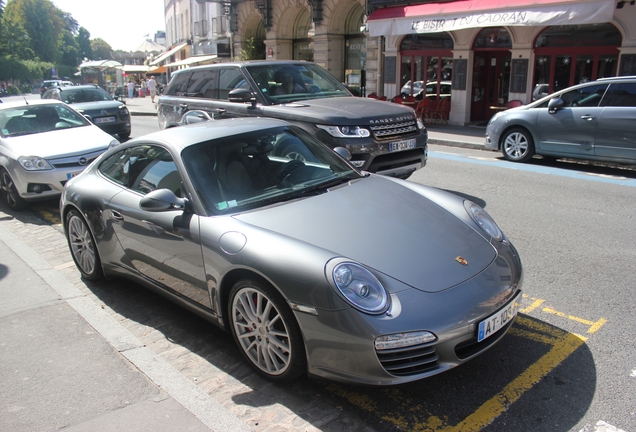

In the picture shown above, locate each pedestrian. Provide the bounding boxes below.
[147,75,157,103]
[127,80,135,99]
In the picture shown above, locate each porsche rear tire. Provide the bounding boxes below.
[229,279,306,381]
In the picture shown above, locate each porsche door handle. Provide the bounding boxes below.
[580,115,596,121]
[111,210,124,222]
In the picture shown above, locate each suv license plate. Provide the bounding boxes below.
[95,116,116,124]
[389,139,416,152]
[477,292,522,342]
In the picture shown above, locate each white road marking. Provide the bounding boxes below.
[594,420,626,432]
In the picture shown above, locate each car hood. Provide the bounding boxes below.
[233,176,497,293]
[2,125,113,158]
[263,97,415,126]
[71,101,124,115]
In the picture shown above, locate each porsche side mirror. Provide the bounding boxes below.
[333,146,351,161]
[140,189,188,212]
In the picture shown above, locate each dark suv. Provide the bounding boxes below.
[42,84,131,139]
[157,61,427,178]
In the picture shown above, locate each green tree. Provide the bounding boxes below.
[59,29,79,66]
[91,38,112,60]
[76,26,92,61]
[0,18,34,59]
[241,36,265,60]
[4,0,60,62]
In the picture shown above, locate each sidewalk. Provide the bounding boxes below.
[125,94,488,150]
[0,222,252,432]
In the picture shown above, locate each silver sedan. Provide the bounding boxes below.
[0,100,120,210]
[61,118,523,385]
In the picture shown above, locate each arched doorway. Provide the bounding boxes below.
[343,4,366,96]
[533,23,621,97]
[293,9,313,61]
[471,27,512,122]
[399,33,454,99]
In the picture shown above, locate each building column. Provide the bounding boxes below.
[312,33,345,81]
[364,36,381,96]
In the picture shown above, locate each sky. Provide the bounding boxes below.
[52,0,166,52]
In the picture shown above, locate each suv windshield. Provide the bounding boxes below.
[244,63,351,104]
[181,125,361,214]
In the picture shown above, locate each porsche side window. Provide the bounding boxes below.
[99,148,132,186]
[129,147,182,196]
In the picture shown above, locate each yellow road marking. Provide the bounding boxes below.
[542,307,608,334]
[441,318,586,432]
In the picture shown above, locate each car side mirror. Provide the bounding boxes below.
[140,189,188,212]
[228,88,256,108]
[548,97,564,113]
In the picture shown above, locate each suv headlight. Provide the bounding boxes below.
[464,201,503,242]
[317,125,370,138]
[18,156,53,171]
[332,262,389,314]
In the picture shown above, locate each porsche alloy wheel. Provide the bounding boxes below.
[0,168,27,210]
[229,280,305,380]
[502,128,535,163]
[66,210,103,281]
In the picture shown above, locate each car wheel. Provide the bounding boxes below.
[229,279,306,381]
[502,127,535,163]
[278,143,316,163]
[65,209,103,281]
[0,168,28,210]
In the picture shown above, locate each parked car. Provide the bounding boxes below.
[157,60,427,179]
[61,117,523,385]
[486,76,636,164]
[532,83,549,101]
[42,84,131,139]
[40,79,63,96]
[0,100,120,210]
[401,81,452,99]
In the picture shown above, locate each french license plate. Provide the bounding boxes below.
[95,116,116,124]
[389,138,416,152]
[66,170,83,180]
[477,292,522,342]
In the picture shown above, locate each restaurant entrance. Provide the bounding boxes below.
[471,52,511,123]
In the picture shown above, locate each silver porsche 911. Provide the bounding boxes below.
[61,117,523,385]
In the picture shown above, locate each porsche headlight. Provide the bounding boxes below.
[332,262,389,314]
[317,125,371,138]
[18,156,53,171]
[464,201,503,242]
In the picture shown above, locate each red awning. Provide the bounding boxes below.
[368,0,615,36]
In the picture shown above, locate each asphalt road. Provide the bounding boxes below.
[14,116,636,432]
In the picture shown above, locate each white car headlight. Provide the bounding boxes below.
[18,156,53,171]
[332,262,389,314]
[464,201,503,242]
[317,125,370,138]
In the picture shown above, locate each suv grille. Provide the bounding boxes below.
[369,120,418,139]
[376,343,439,376]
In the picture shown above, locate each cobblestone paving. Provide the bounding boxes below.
[0,205,376,432]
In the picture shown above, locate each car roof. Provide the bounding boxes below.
[56,85,103,91]
[171,60,313,75]
[596,75,636,82]
[127,117,293,151]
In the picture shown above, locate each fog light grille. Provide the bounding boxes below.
[376,344,439,376]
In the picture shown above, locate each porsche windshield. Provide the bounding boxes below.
[182,125,362,214]
[244,63,352,104]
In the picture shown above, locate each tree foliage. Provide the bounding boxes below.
[241,36,266,61]
[91,38,113,60]
[0,0,114,81]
